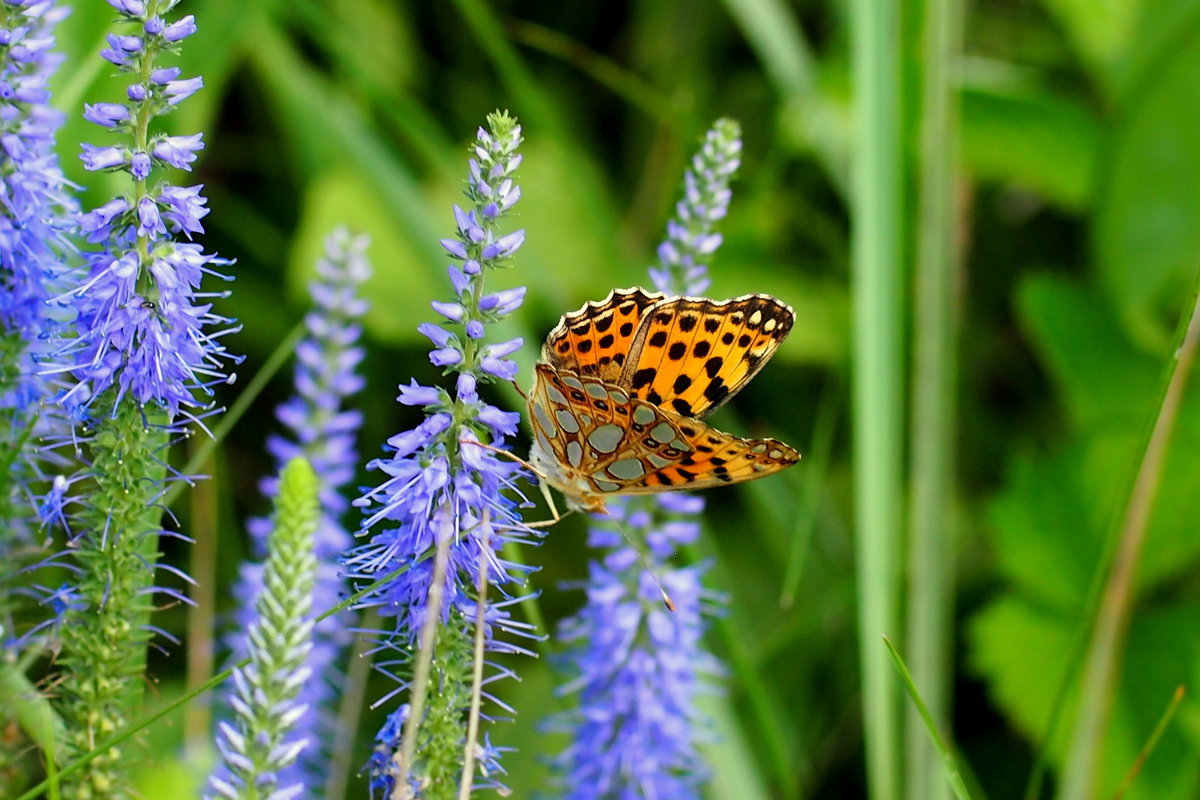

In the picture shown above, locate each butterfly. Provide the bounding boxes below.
[527,287,800,515]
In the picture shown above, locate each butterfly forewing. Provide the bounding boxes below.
[619,294,794,418]
[541,288,665,382]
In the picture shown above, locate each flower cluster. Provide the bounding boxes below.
[346,110,537,797]
[0,0,77,645]
[37,5,240,797]
[207,457,320,800]
[0,0,76,409]
[553,119,743,797]
[650,118,743,297]
[553,495,722,798]
[50,0,238,419]
[228,227,370,788]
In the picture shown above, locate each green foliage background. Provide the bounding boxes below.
[32,0,1200,797]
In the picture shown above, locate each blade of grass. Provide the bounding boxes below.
[325,609,379,800]
[1059,269,1200,800]
[1110,685,1185,800]
[884,636,974,800]
[720,0,848,189]
[690,536,806,797]
[779,377,841,609]
[906,0,964,795]
[851,0,906,796]
[505,19,678,124]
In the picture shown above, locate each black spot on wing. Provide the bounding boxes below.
[671,398,693,416]
[704,357,723,378]
[672,375,692,393]
[632,367,656,389]
[648,330,668,348]
[667,342,686,361]
[703,379,728,405]
[703,317,720,333]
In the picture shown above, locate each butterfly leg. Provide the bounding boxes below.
[458,437,571,528]
[524,479,568,529]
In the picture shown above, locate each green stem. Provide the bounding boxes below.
[1059,271,1200,799]
[850,0,906,796]
[906,0,962,796]
[393,515,453,799]
[57,400,169,800]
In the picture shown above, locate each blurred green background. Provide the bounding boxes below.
[39,0,1200,797]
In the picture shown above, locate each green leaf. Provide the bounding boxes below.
[969,598,1200,799]
[1038,0,1142,84]
[1093,13,1200,345]
[1017,276,1159,429]
[961,81,1100,210]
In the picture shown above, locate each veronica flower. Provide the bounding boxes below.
[0,0,77,647]
[207,457,320,800]
[552,119,743,798]
[38,3,238,796]
[49,5,236,417]
[227,227,370,790]
[553,496,723,798]
[346,110,537,797]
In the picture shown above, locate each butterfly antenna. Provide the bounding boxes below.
[602,509,676,613]
[509,379,528,400]
[461,439,542,476]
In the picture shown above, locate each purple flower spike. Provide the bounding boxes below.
[0,0,78,620]
[552,119,744,799]
[223,229,371,790]
[346,111,534,797]
[52,1,238,418]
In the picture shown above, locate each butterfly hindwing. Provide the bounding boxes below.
[632,418,800,492]
[541,287,665,382]
[532,364,696,494]
[619,294,794,418]
[531,364,797,501]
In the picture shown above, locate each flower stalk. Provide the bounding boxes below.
[551,119,742,799]
[206,457,320,800]
[347,110,535,799]
[226,227,369,789]
[43,2,236,796]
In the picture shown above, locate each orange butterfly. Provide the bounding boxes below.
[527,288,800,515]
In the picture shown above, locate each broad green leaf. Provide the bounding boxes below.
[1039,0,1142,84]
[287,168,441,345]
[970,598,1200,799]
[1093,18,1200,345]
[1017,276,1159,429]
[961,82,1099,210]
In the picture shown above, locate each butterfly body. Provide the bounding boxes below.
[530,288,800,513]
